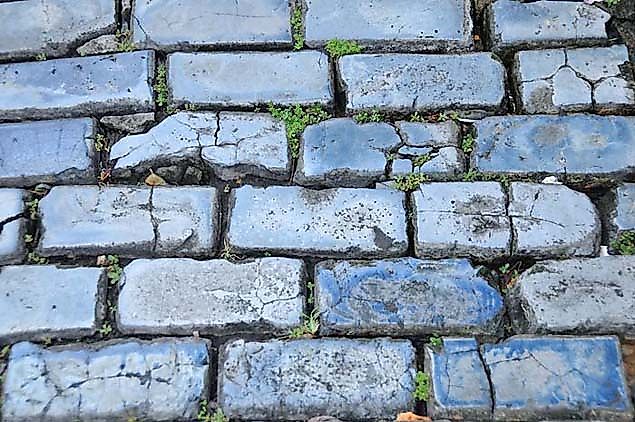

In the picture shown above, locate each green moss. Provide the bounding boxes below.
[116,30,134,52]
[291,8,304,51]
[198,400,227,422]
[154,64,170,109]
[429,336,442,348]
[413,371,430,401]
[353,109,383,124]
[268,104,331,158]
[325,39,362,58]
[461,132,475,154]
[394,173,428,192]
[412,154,432,168]
[612,231,635,255]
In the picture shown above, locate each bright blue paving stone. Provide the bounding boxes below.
[315,258,504,335]
[481,336,634,421]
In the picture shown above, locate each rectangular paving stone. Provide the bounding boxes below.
[481,336,634,421]
[218,338,415,420]
[118,257,305,335]
[1,338,210,421]
[316,258,503,336]
[0,118,96,186]
[0,265,105,343]
[132,0,291,49]
[37,186,217,257]
[338,53,506,113]
[488,0,610,52]
[304,0,472,50]
[0,0,116,60]
[472,114,635,176]
[0,51,155,122]
[226,185,408,258]
[0,188,26,265]
[168,51,332,107]
[611,184,635,247]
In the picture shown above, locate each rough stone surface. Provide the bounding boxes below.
[0,118,96,186]
[218,338,415,420]
[295,118,400,187]
[118,257,305,335]
[100,113,155,134]
[509,183,600,258]
[227,185,408,258]
[315,258,503,336]
[75,34,119,56]
[0,188,26,265]
[509,256,635,335]
[304,0,472,50]
[481,336,634,421]
[0,265,105,343]
[514,45,635,114]
[132,0,291,49]
[425,338,492,421]
[488,0,610,51]
[338,53,506,112]
[0,0,116,60]
[37,186,217,257]
[472,114,635,176]
[0,51,155,122]
[612,183,635,238]
[169,52,332,107]
[413,182,511,259]
[396,121,460,148]
[1,338,210,421]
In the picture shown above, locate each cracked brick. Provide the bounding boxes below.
[609,183,635,250]
[0,188,26,265]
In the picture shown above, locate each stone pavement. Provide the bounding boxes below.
[1,0,635,421]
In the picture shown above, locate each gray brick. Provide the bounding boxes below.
[0,51,155,122]
[218,338,415,420]
[37,186,217,257]
[316,258,504,336]
[514,45,634,114]
[305,0,472,50]
[132,0,291,49]
[0,265,105,343]
[509,256,635,335]
[472,114,635,176]
[488,0,610,51]
[169,51,332,107]
[227,185,408,258]
[396,120,461,148]
[0,188,26,265]
[338,53,506,113]
[0,118,96,187]
[1,338,210,421]
[118,257,305,335]
[0,0,116,60]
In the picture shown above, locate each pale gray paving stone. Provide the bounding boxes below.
[0,188,26,265]
[610,184,635,247]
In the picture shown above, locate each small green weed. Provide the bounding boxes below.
[394,173,428,192]
[27,252,48,265]
[429,336,442,348]
[291,8,304,51]
[499,262,521,292]
[94,134,109,152]
[105,255,123,285]
[325,39,362,58]
[412,154,432,168]
[97,322,113,337]
[155,64,169,108]
[606,0,621,5]
[288,308,320,339]
[353,109,383,124]
[409,112,426,123]
[198,400,228,422]
[461,133,475,154]
[1,344,10,360]
[24,234,34,244]
[413,371,430,401]
[268,104,331,158]
[116,30,134,52]
[35,53,47,61]
[220,239,239,261]
[25,198,39,220]
[612,231,635,255]
[307,280,315,305]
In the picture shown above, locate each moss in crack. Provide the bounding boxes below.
[154,63,170,109]
[353,109,384,124]
[461,132,476,154]
[325,39,362,58]
[612,231,635,255]
[413,371,430,401]
[288,308,320,339]
[291,8,304,51]
[268,104,331,158]
[412,154,432,169]
[394,173,428,192]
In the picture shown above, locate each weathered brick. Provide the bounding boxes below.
[611,183,635,243]
[118,257,305,335]
[305,0,472,50]
[472,114,635,176]
[0,51,155,122]
[132,0,291,49]
[0,118,96,187]
[37,186,217,257]
[227,185,407,258]
[316,258,503,336]
[514,45,634,114]
[338,53,506,113]
[100,113,155,135]
[218,338,415,420]
[168,51,332,107]
[396,120,460,148]
[0,265,105,343]
[0,0,116,60]
[482,336,634,421]
[1,338,210,421]
[0,188,26,265]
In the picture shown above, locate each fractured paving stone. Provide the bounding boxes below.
[0,51,155,122]
[0,265,105,343]
[132,0,291,49]
[0,118,96,186]
[218,338,415,420]
[509,256,635,335]
[488,0,610,52]
[514,45,635,114]
[0,188,26,265]
[338,53,506,113]
[610,183,635,242]
[0,0,116,60]
[1,338,210,421]
[118,257,305,335]
[396,121,461,148]
[169,51,332,107]
[316,258,503,336]
[472,114,635,176]
[37,186,217,257]
[425,338,492,421]
[413,182,511,260]
[227,185,408,258]
[509,183,600,258]
[481,336,634,421]
[304,0,472,50]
